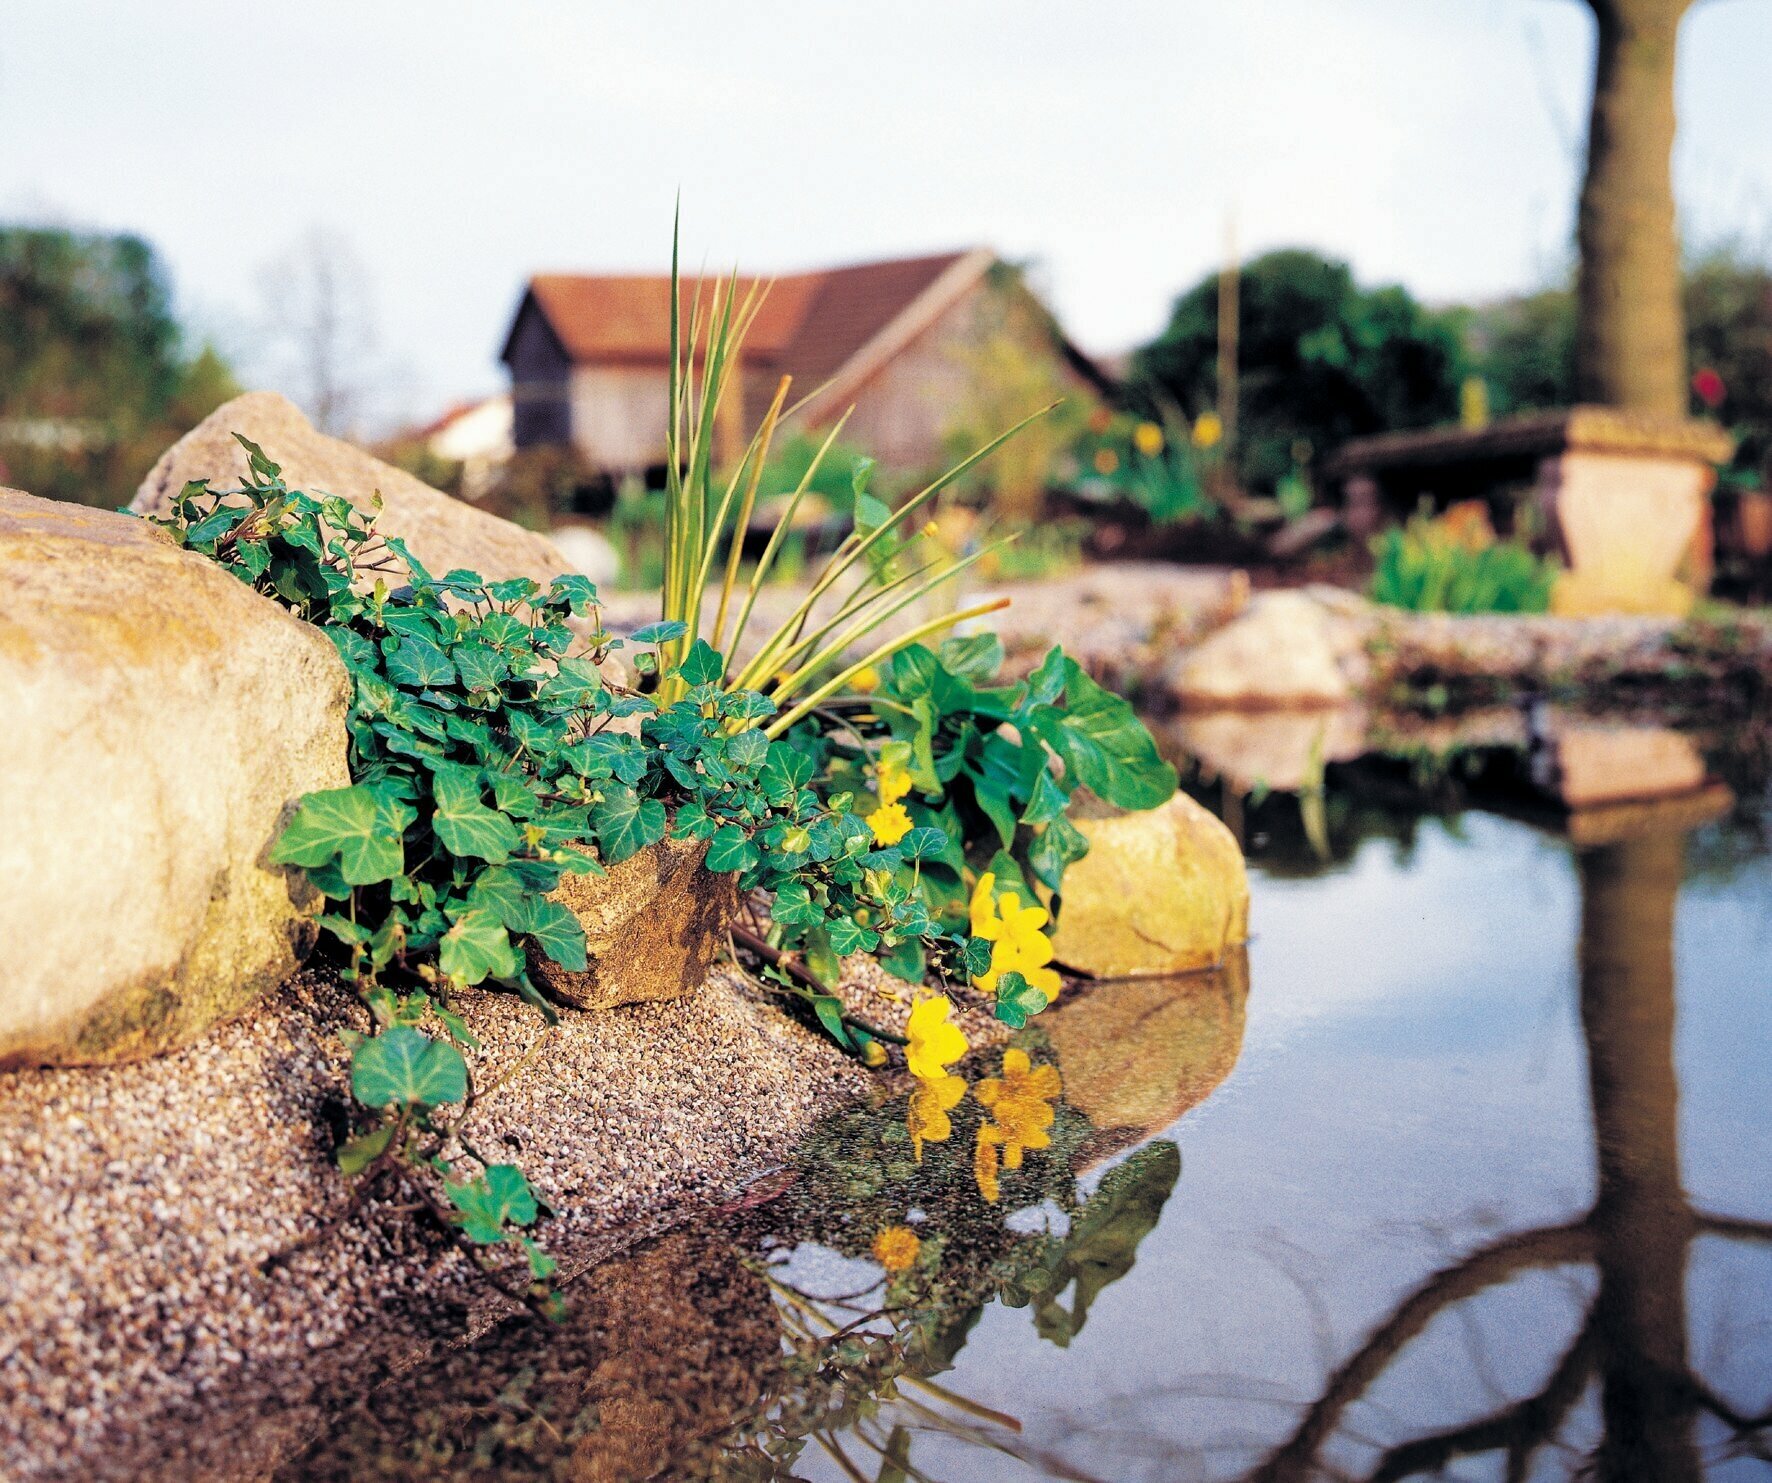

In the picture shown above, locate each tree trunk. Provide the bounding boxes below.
[1575,0,1692,416]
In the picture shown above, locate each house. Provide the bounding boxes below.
[499,249,1108,477]
[411,394,513,500]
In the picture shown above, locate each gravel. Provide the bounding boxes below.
[0,964,1006,1481]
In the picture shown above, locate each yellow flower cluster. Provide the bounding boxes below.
[871,1223,921,1272]
[866,753,915,847]
[1133,421,1165,457]
[904,994,967,1161]
[1192,410,1224,448]
[974,1049,1062,1203]
[969,872,1060,1001]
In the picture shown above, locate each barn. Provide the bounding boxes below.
[498,249,1107,478]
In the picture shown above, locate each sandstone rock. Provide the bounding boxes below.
[529,837,737,1010]
[131,391,574,590]
[1531,712,1707,809]
[0,490,350,1066]
[1170,590,1351,709]
[1050,793,1250,980]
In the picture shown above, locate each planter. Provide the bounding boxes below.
[529,836,738,1010]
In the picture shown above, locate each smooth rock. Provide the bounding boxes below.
[550,521,621,589]
[131,391,574,589]
[1050,793,1250,980]
[0,490,350,1066]
[530,837,737,1010]
[1169,590,1351,709]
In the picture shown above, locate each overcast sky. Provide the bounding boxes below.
[5,0,1770,427]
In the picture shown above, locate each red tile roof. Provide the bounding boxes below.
[513,251,979,384]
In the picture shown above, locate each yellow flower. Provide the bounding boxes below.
[1192,411,1223,448]
[872,1224,921,1272]
[1133,421,1164,457]
[1093,448,1120,476]
[905,994,968,1083]
[860,1037,888,1068]
[851,664,881,693]
[906,1073,965,1160]
[974,1120,1004,1203]
[974,1049,1062,1170]
[968,877,1062,1002]
[866,801,913,847]
[874,755,914,807]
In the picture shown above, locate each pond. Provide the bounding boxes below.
[283,722,1772,1482]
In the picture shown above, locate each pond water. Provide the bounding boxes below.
[286,727,1772,1482]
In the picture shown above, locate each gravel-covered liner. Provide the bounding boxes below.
[0,963,1006,1481]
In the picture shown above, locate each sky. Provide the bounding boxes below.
[5,0,1770,429]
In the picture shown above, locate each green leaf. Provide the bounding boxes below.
[671,638,725,687]
[335,1121,395,1175]
[438,906,520,985]
[1041,659,1177,810]
[1020,768,1071,825]
[809,992,853,1048]
[993,970,1049,1029]
[547,573,599,614]
[898,826,948,862]
[271,784,413,886]
[430,763,521,863]
[444,1163,539,1244]
[803,927,842,990]
[350,1026,468,1108]
[452,641,506,692]
[726,728,768,771]
[629,620,688,646]
[938,632,1004,683]
[705,823,760,874]
[879,937,926,985]
[509,896,587,971]
[384,633,457,689]
[539,656,603,710]
[826,915,879,955]
[1029,812,1091,894]
[592,785,667,865]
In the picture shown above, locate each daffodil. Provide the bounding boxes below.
[905,994,968,1082]
[866,801,913,847]
[872,1224,921,1272]
[967,875,1062,1001]
[906,1073,965,1160]
[1133,421,1164,457]
[851,664,882,693]
[874,755,914,807]
[973,1049,1062,1170]
[974,1120,1004,1203]
[1192,411,1223,448]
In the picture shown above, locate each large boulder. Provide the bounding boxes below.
[1169,590,1352,709]
[131,392,577,589]
[0,490,350,1066]
[1050,793,1250,980]
[529,838,738,1011]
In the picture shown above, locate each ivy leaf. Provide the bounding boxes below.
[508,895,588,971]
[962,934,994,980]
[431,764,521,863]
[629,620,688,646]
[592,785,667,865]
[439,906,520,985]
[384,633,457,689]
[335,1121,394,1175]
[770,880,824,926]
[897,827,948,862]
[826,915,879,955]
[271,783,412,885]
[1029,812,1091,895]
[993,970,1049,1029]
[760,743,814,806]
[671,638,725,687]
[350,1026,468,1108]
[705,823,760,874]
[539,656,603,710]
[488,576,539,605]
[444,1163,539,1244]
[547,573,599,615]
[726,728,768,771]
[452,641,506,692]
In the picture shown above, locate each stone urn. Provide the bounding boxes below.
[528,835,738,1010]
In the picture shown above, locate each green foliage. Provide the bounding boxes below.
[0,226,240,508]
[1130,248,1464,492]
[835,634,1176,928]
[1369,512,1558,614]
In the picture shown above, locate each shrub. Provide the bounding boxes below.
[1369,507,1558,614]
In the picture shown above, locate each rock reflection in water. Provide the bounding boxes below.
[280,957,1248,1481]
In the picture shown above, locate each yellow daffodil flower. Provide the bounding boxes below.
[1133,421,1165,457]
[866,801,913,847]
[906,1073,965,1160]
[875,755,914,807]
[968,875,1062,1001]
[974,1120,1004,1203]
[851,664,882,693]
[973,1049,1062,1170]
[1192,411,1224,448]
[872,1224,921,1272]
[905,994,968,1082]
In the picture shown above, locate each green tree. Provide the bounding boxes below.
[0,226,239,507]
[1129,249,1464,493]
